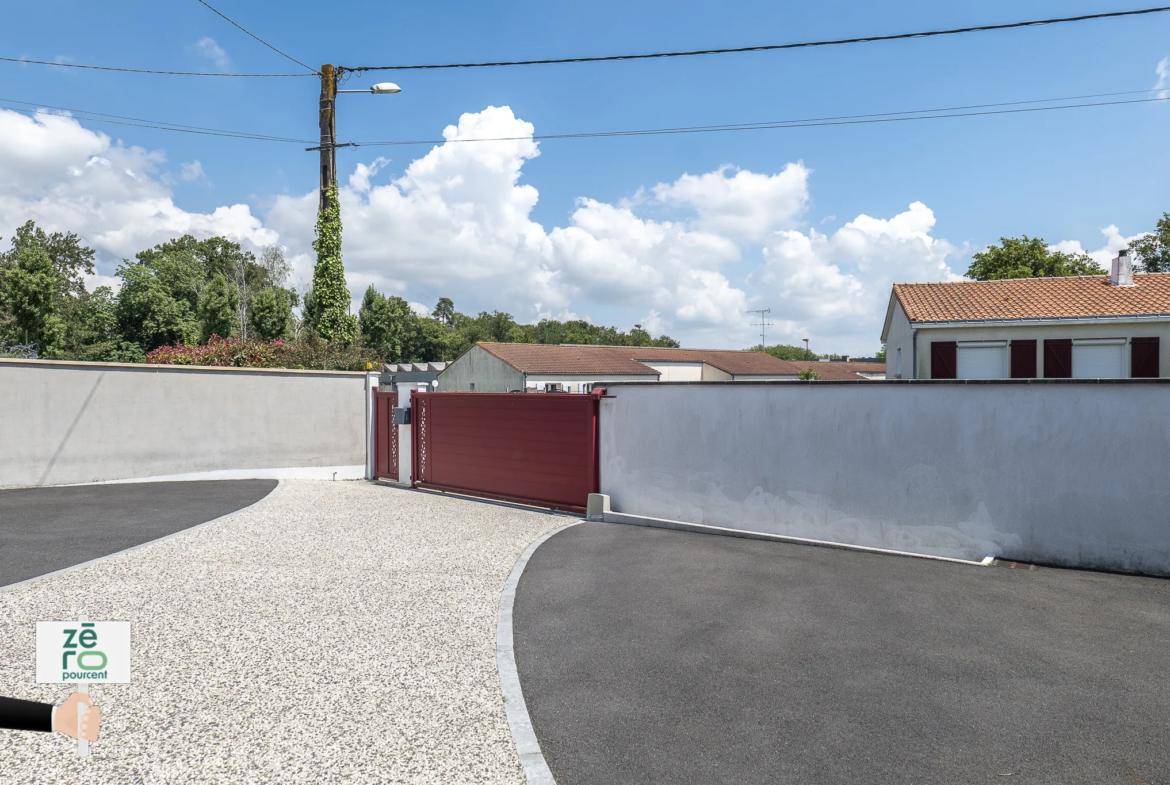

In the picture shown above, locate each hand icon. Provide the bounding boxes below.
[53,693,100,741]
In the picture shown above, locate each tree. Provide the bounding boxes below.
[311,183,357,343]
[401,314,451,362]
[1131,212,1170,273]
[115,260,199,351]
[756,343,817,361]
[250,287,292,341]
[358,285,412,360]
[5,236,65,354]
[198,273,238,342]
[797,368,821,380]
[259,244,291,288]
[966,236,1105,280]
[432,297,454,325]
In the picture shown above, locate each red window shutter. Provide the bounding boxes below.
[1010,340,1037,378]
[1044,339,1072,378]
[931,341,957,379]
[1131,337,1159,378]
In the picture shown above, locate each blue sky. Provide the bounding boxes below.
[1,0,1167,353]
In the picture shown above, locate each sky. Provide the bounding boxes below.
[1,0,1167,354]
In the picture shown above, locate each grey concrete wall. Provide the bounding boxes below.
[1,360,367,487]
[599,380,1170,576]
[437,345,524,392]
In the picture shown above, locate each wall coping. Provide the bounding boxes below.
[601,377,1170,387]
[0,358,367,379]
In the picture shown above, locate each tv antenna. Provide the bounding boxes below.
[746,308,771,348]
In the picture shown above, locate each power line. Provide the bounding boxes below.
[352,93,1169,147]
[0,98,313,143]
[341,6,1170,72]
[0,55,312,77]
[0,97,311,141]
[192,0,318,74]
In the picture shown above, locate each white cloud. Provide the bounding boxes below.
[652,163,810,242]
[0,102,1027,353]
[193,37,231,70]
[748,202,963,348]
[1050,225,1145,268]
[180,160,206,182]
[1154,56,1169,100]
[0,108,275,278]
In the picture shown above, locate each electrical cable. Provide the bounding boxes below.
[0,97,312,141]
[341,6,1170,71]
[0,100,313,143]
[0,55,312,77]
[351,95,1169,147]
[192,0,318,74]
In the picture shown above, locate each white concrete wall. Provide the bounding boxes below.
[599,381,1170,576]
[1,360,367,487]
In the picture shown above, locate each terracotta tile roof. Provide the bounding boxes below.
[774,361,886,380]
[474,343,796,376]
[892,274,1170,324]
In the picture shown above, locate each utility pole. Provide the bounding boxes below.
[318,63,338,210]
[746,309,771,348]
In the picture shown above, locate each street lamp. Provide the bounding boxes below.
[314,65,402,210]
[338,82,402,94]
[803,338,810,357]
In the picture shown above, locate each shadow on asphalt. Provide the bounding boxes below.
[514,522,1170,785]
[0,480,277,588]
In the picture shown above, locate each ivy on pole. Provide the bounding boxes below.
[311,183,357,343]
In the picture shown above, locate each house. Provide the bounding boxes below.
[437,343,882,392]
[881,250,1170,379]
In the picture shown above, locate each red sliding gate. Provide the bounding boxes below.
[410,391,601,512]
[373,389,398,481]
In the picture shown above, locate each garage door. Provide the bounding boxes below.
[1073,340,1125,378]
[957,344,1007,379]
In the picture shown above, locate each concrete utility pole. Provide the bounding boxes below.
[318,63,338,210]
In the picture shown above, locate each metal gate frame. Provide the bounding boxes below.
[373,388,398,481]
[410,390,601,513]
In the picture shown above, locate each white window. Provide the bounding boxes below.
[1072,338,1126,378]
[956,341,1007,379]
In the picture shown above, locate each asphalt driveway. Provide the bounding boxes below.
[0,480,276,588]
[514,522,1170,785]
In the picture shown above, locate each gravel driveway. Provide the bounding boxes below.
[0,481,565,784]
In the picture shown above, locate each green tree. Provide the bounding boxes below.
[250,287,292,341]
[1131,212,1170,273]
[311,184,357,343]
[756,343,817,360]
[432,297,455,325]
[5,237,65,353]
[401,314,452,362]
[358,285,412,360]
[115,260,199,352]
[797,367,821,381]
[198,273,238,342]
[966,236,1105,280]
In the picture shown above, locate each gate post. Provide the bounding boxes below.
[365,369,380,480]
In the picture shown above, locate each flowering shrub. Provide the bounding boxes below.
[146,335,381,371]
[1,341,40,359]
[146,335,283,367]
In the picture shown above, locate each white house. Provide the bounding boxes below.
[437,343,884,392]
[881,251,1170,379]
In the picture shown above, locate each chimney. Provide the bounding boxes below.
[1111,249,1134,287]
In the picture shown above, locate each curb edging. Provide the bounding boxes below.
[497,522,578,785]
